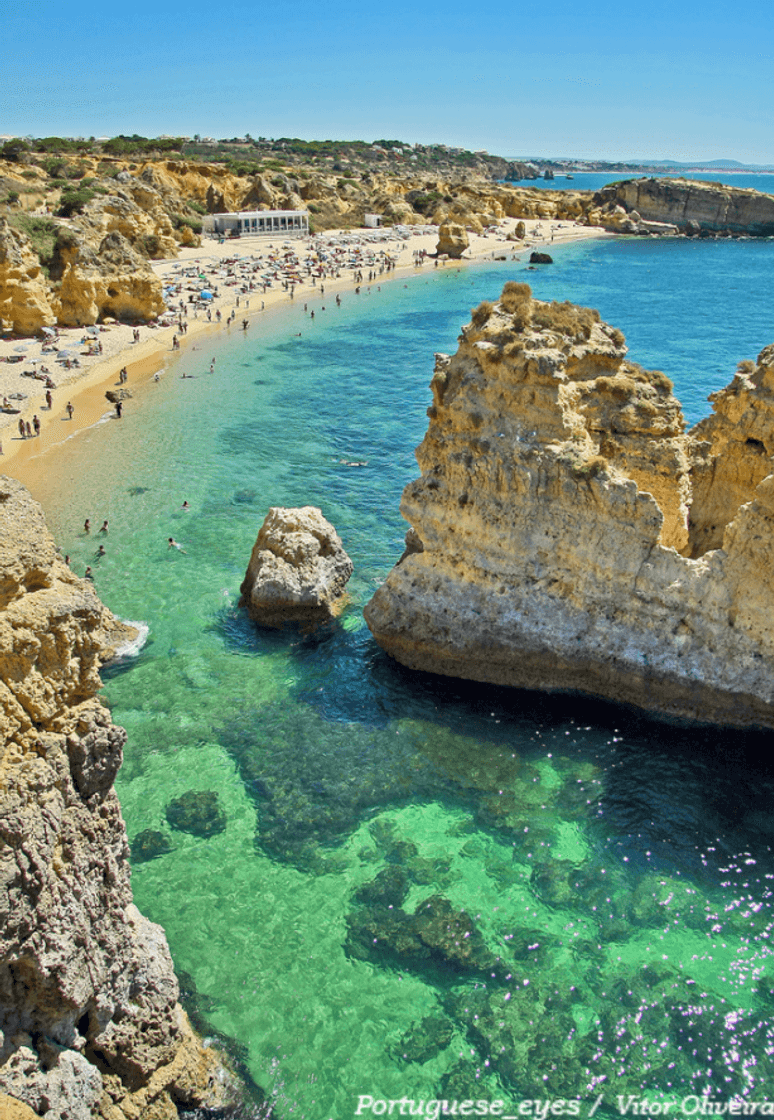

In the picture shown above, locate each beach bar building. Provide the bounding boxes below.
[205,210,309,238]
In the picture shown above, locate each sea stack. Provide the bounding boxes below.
[0,477,237,1118]
[364,282,774,728]
[239,506,353,627]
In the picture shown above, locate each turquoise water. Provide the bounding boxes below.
[29,239,774,1118]
[510,171,774,193]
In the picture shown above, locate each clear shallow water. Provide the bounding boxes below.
[28,238,774,1117]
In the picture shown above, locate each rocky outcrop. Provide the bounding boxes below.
[436,222,469,259]
[364,283,774,728]
[49,227,166,327]
[240,506,354,627]
[0,477,239,1119]
[589,177,774,236]
[0,218,56,335]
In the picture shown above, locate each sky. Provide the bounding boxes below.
[3,0,774,164]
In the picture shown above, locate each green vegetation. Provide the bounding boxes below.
[55,185,100,217]
[1,138,30,162]
[172,213,203,234]
[102,134,186,156]
[6,214,59,273]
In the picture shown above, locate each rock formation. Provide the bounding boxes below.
[0,477,239,1119]
[436,222,469,259]
[0,219,56,335]
[364,282,774,728]
[240,506,354,627]
[49,227,166,327]
[589,177,774,236]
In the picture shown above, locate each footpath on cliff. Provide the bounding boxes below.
[0,216,606,468]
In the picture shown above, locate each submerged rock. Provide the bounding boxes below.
[239,506,353,628]
[130,828,174,864]
[364,283,774,728]
[345,893,502,982]
[166,790,227,838]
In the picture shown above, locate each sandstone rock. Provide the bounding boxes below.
[50,228,166,327]
[239,506,353,627]
[593,177,774,236]
[364,283,774,728]
[436,222,469,259]
[0,218,57,334]
[0,478,239,1118]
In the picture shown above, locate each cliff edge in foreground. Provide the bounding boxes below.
[365,283,774,727]
[0,478,237,1119]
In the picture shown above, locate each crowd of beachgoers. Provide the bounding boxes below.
[0,216,606,462]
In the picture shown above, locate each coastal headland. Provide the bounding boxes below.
[365,281,774,728]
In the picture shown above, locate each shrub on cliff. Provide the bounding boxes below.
[7,214,59,273]
[471,301,495,328]
[532,300,600,340]
[56,186,99,217]
[499,282,533,331]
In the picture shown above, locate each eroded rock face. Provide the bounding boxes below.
[0,477,237,1119]
[364,283,774,727]
[590,177,774,236]
[436,221,469,259]
[50,227,166,327]
[0,218,56,334]
[240,506,353,627]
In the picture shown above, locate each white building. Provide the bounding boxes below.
[205,210,309,238]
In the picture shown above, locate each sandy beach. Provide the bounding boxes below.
[0,216,607,472]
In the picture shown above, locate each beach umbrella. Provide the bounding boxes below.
[13,345,28,353]
[200,290,213,300]
[41,327,56,337]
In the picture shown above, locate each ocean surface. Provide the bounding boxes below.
[509,171,774,194]
[26,236,774,1118]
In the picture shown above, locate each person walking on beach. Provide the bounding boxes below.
[18,418,25,440]
[66,402,74,420]
[32,415,40,436]
[115,400,123,418]
[45,389,52,410]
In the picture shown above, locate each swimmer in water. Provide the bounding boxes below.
[168,537,187,553]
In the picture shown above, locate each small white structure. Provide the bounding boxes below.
[364,213,383,228]
[205,210,309,238]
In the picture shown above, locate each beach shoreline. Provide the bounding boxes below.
[1,217,608,479]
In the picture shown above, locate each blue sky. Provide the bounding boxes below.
[3,0,773,163]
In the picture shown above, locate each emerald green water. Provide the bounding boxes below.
[28,241,774,1116]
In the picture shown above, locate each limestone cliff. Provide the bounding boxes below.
[0,219,57,335]
[364,283,774,728]
[589,177,774,236]
[48,227,166,328]
[0,478,238,1119]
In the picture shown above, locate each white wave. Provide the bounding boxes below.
[111,620,150,659]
